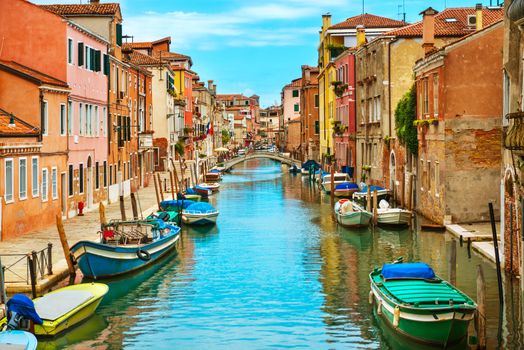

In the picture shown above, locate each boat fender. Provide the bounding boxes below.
[377,300,382,315]
[393,306,400,328]
[136,249,151,261]
[368,291,374,305]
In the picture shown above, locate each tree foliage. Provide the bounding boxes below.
[221,129,231,145]
[174,141,185,157]
[395,85,418,155]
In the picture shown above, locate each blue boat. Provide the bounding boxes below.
[0,330,37,349]
[182,202,219,225]
[353,185,391,204]
[334,182,359,197]
[70,220,181,279]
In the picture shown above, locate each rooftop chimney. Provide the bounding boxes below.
[475,4,483,31]
[356,25,366,47]
[322,13,332,32]
[89,0,100,3]
[208,80,214,89]
[420,7,438,55]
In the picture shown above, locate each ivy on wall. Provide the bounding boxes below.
[395,85,418,155]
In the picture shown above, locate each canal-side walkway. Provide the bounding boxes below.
[446,222,501,266]
[0,181,166,294]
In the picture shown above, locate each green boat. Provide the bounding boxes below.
[369,262,477,347]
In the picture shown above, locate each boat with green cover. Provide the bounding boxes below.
[369,262,477,347]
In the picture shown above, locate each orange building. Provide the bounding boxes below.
[0,61,69,240]
[300,66,320,161]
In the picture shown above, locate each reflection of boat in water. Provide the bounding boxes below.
[337,225,372,250]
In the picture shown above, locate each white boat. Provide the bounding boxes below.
[300,168,310,175]
[377,200,412,226]
[198,182,220,192]
[321,173,350,193]
[334,199,372,228]
[182,202,219,225]
[0,330,37,349]
[352,185,391,202]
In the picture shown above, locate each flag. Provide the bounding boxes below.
[207,121,214,136]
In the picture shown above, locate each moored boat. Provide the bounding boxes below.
[333,182,359,197]
[205,169,222,182]
[182,202,219,225]
[289,164,301,174]
[334,199,372,227]
[70,220,181,279]
[377,200,412,226]
[189,186,212,198]
[353,185,391,204]
[198,182,220,192]
[321,173,351,193]
[0,330,37,349]
[301,160,320,174]
[369,262,477,346]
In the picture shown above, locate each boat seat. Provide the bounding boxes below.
[34,290,93,321]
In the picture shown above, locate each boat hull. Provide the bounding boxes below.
[205,173,221,181]
[377,210,412,226]
[370,284,474,346]
[0,330,37,349]
[336,211,372,227]
[334,189,358,198]
[71,231,180,279]
[182,212,219,225]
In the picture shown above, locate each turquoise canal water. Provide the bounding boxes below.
[39,158,523,349]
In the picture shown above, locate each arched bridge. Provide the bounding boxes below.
[224,151,301,170]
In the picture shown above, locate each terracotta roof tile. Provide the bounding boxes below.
[285,78,302,88]
[123,50,161,66]
[0,109,39,136]
[125,42,153,49]
[0,60,68,88]
[153,51,191,61]
[217,94,246,101]
[330,13,407,30]
[385,7,503,37]
[40,3,120,16]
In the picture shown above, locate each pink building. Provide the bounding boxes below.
[66,22,109,216]
[334,49,357,177]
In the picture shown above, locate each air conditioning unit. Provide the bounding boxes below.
[467,15,476,27]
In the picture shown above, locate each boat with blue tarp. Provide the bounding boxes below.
[301,160,320,174]
[70,219,181,279]
[333,182,359,197]
[182,202,219,225]
[369,261,477,347]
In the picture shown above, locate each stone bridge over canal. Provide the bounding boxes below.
[224,151,301,170]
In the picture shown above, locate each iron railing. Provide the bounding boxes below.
[0,243,53,284]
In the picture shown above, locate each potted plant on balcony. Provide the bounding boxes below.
[332,120,347,135]
[331,81,348,98]
[326,43,346,59]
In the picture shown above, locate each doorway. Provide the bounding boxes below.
[61,173,67,218]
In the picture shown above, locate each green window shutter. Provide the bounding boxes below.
[116,23,122,46]
[294,104,299,112]
[292,90,299,97]
[127,117,131,141]
[315,121,319,134]
[90,48,95,71]
[103,54,110,75]
[314,94,319,108]
[95,50,101,72]
[78,42,84,66]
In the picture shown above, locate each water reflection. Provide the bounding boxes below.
[55,158,523,349]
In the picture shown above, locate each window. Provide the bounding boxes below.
[95,162,99,189]
[68,101,73,134]
[503,70,510,127]
[123,162,126,180]
[109,165,113,186]
[292,89,299,98]
[5,159,13,203]
[68,165,74,196]
[68,38,73,64]
[128,161,131,179]
[42,101,48,135]
[103,161,107,187]
[103,107,107,136]
[79,164,84,194]
[423,78,429,115]
[87,105,92,136]
[433,74,439,116]
[32,157,39,198]
[51,167,57,200]
[112,64,117,92]
[79,103,83,135]
[103,54,110,76]
[375,96,381,121]
[95,106,99,136]
[314,121,320,134]
[60,104,66,136]
[116,23,122,46]
[19,158,27,200]
[435,161,440,196]
[78,42,84,66]
[42,168,48,202]
[427,160,432,192]
[86,46,91,71]
[294,103,299,112]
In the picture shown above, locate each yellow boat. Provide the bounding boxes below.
[33,283,108,337]
[1,283,108,337]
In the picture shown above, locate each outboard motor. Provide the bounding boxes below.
[5,294,43,331]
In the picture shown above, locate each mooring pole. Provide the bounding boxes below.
[0,257,6,304]
[476,264,486,349]
[489,202,504,307]
[509,203,514,275]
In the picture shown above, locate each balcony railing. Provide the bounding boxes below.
[504,112,524,151]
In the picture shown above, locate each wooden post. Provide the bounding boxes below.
[489,202,504,307]
[56,215,75,276]
[448,240,457,286]
[476,264,486,349]
[130,192,139,219]
[28,255,37,299]
[330,162,335,213]
[169,170,176,199]
[407,173,413,210]
[99,202,107,228]
[194,163,199,185]
[400,173,405,208]
[157,173,165,202]
[367,185,371,212]
[153,172,161,210]
[119,195,127,220]
[373,189,378,225]
[170,159,180,193]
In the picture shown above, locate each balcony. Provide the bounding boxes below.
[138,133,153,149]
[504,112,524,151]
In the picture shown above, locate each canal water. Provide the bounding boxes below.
[40,158,523,349]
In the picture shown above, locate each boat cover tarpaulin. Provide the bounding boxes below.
[185,202,216,213]
[210,169,221,173]
[335,182,358,190]
[359,185,385,193]
[302,160,320,170]
[35,290,93,321]
[381,263,435,280]
[160,200,195,210]
[6,294,43,324]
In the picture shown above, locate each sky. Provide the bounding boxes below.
[34,0,496,107]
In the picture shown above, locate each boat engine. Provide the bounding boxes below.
[3,294,43,331]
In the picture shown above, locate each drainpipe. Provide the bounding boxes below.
[387,38,397,138]
[39,90,44,142]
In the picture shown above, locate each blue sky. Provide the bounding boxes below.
[35,0,490,106]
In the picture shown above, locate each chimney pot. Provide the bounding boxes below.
[420,7,438,55]
[356,25,366,47]
[89,0,100,3]
[475,4,483,31]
